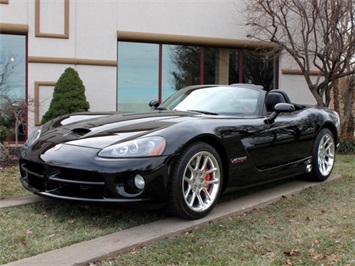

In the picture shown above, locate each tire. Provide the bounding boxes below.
[165,142,223,220]
[309,128,336,182]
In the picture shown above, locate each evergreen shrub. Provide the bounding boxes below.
[41,67,90,124]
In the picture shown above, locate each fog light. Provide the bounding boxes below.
[134,174,145,190]
[306,164,312,172]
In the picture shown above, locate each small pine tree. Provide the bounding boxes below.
[41,67,90,124]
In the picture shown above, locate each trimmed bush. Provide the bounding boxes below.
[41,68,90,124]
[0,125,10,143]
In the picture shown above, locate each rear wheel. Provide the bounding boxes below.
[310,128,335,181]
[165,142,223,220]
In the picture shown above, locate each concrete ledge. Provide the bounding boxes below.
[0,195,45,209]
[4,174,341,266]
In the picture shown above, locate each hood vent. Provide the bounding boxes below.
[65,128,91,137]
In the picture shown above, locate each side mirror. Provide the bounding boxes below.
[273,103,295,113]
[149,99,160,110]
[265,103,295,124]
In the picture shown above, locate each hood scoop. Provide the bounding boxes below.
[65,128,91,137]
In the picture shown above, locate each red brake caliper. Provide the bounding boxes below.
[205,167,211,192]
[201,171,211,200]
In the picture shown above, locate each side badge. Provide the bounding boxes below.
[231,156,247,165]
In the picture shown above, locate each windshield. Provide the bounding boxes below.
[160,86,262,115]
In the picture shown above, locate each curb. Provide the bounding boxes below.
[0,195,45,209]
[4,174,341,266]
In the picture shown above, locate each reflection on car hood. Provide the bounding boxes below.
[39,111,200,149]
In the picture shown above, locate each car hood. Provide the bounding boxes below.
[39,111,201,149]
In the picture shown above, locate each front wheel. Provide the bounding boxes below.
[309,128,336,182]
[165,142,223,220]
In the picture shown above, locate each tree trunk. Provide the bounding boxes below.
[340,76,355,138]
[310,86,325,107]
[332,80,341,115]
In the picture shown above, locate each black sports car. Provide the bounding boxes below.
[20,84,340,219]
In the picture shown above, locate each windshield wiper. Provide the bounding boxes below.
[187,110,218,115]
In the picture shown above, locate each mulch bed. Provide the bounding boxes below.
[0,147,21,168]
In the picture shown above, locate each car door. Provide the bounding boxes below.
[223,109,316,188]
[254,109,315,169]
[219,116,273,187]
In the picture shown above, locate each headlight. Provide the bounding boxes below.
[25,127,42,146]
[98,136,166,158]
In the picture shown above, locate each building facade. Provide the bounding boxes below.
[0,0,316,142]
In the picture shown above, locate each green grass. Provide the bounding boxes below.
[0,200,166,264]
[0,155,353,265]
[0,165,31,199]
[93,155,354,266]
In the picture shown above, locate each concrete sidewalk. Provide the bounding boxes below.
[4,174,340,266]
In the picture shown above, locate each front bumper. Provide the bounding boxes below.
[19,142,172,203]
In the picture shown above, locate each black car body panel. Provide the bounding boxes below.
[19,85,340,214]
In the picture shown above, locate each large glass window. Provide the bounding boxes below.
[117,41,278,112]
[203,47,217,85]
[165,45,201,91]
[243,50,276,91]
[229,49,240,84]
[0,34,26,144]
[118,42,159,112]
[162,45,179,101]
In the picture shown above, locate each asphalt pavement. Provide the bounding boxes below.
[3,174,340,266]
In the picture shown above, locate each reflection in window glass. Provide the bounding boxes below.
[203,48,217,85]
[169,45,201,90]
[0,34,26,143]
[229,49,240,84]
[117,41,278,111]
[243,50,276,91]
[162,45,179,101]
[161,45,215,101]
[118,42,159,112]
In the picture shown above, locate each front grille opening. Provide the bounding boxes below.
[21,161,44,176]
[60,168,104,183]
[20,160,45,190]
[60,183,106,199]
[26,175,45,191]
[20,160,116,200]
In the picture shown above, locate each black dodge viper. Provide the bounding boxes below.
[20,84,340,219]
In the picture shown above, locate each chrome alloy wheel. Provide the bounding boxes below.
[317,131,335,176]
[182,151,221,213]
